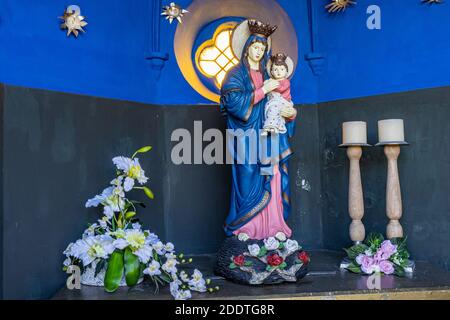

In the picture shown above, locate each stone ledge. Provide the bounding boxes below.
[53,250,450,300]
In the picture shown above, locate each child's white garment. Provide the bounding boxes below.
[263,92,293,134]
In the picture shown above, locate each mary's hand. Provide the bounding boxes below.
[280,106,297,119]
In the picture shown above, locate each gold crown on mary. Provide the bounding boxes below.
[248,19,277,38]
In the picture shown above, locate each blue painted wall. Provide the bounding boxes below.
[0,0,316,104]
[313,0,450,102]
[0,0,449,104]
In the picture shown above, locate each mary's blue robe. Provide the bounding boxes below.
[220,35,295,236]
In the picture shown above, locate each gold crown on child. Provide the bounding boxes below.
[270,53,288,65]
[248,19,277,38]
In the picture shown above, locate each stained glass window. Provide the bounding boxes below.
[195,22,239,89]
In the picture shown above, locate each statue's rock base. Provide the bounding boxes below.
[214,236,309,285]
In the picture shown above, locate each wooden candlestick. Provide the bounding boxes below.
[384,145,403,239]
[347,146,365,244]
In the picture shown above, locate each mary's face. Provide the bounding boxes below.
[247,42,266,63]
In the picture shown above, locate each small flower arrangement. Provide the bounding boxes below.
[63,146,217,299]
[343,232,410,276]
[229,235,309,284]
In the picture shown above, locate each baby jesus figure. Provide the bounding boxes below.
[262,53,295,136]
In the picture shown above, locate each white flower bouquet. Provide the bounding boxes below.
[63,146,218,299]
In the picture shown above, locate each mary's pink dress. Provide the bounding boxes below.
[233,69,293,240]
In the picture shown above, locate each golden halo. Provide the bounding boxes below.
[266,56,294,79]
[174,0,298,103]
[231,20,272,60]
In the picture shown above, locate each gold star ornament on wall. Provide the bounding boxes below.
[326,0,356,13]
[161,2,188,24]
[59,5,88,37]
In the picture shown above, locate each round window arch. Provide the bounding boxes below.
[195,22,239,90]
[174,0,298,103]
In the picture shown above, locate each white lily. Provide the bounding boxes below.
[112,156,148,191]
[98,216,110,229]
[85,186,113,208]
[103,193,125,215]
[170,279,181,295]
[63,243,74,257]
[144,260,161,276]
[82,223,98,238]
[153,241,165,255]
[188,269,207,292]
[170,280,192,300]
[179,270,190,282]
[165,252,177,260]
[70,235,115,267]
[124,229,146,250]
[174,289,192,300]
[86,186,125,218]
[162,258,178,274]
[110,176,125,198]
[164,242,175,252]
[113,229,145,250]
[111,229,154,263]
[146,232,160,245]
[134,245,153,264]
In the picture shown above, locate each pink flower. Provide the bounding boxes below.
[360,255,375,274]
[374,250,385,263]
[379,260,395,275]
[380,240,397,259]
[355,254,365,265]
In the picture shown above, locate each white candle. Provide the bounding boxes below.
[378,119,405,143]
[342,121,368,145]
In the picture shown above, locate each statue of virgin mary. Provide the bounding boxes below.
[220,20,298,241]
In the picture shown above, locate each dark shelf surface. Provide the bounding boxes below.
[53,250,450,300]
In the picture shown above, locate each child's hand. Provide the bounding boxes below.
[262,79,280,94]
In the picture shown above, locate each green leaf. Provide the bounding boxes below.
[104,250,124,293]
[132,146,152,158]
[391,236,408,252]
[278,242,285,250]
[139,263,146,277]
[394,267,405,277]
[229,263,237,269]
[132,200,147,208]
[346,262,362,274]
[344,243,368,260]
[365,232,384,247]
[143,187,154,200]
[153,251,159,261]
[266,265,275,272]
[160,272,172,283]
[279,262,287,270]
[258,246,267,257]
[124,248,140,287]
[244,261,253,267]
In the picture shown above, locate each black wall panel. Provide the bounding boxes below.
[1,84,449,298]
[318,86,450,272]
